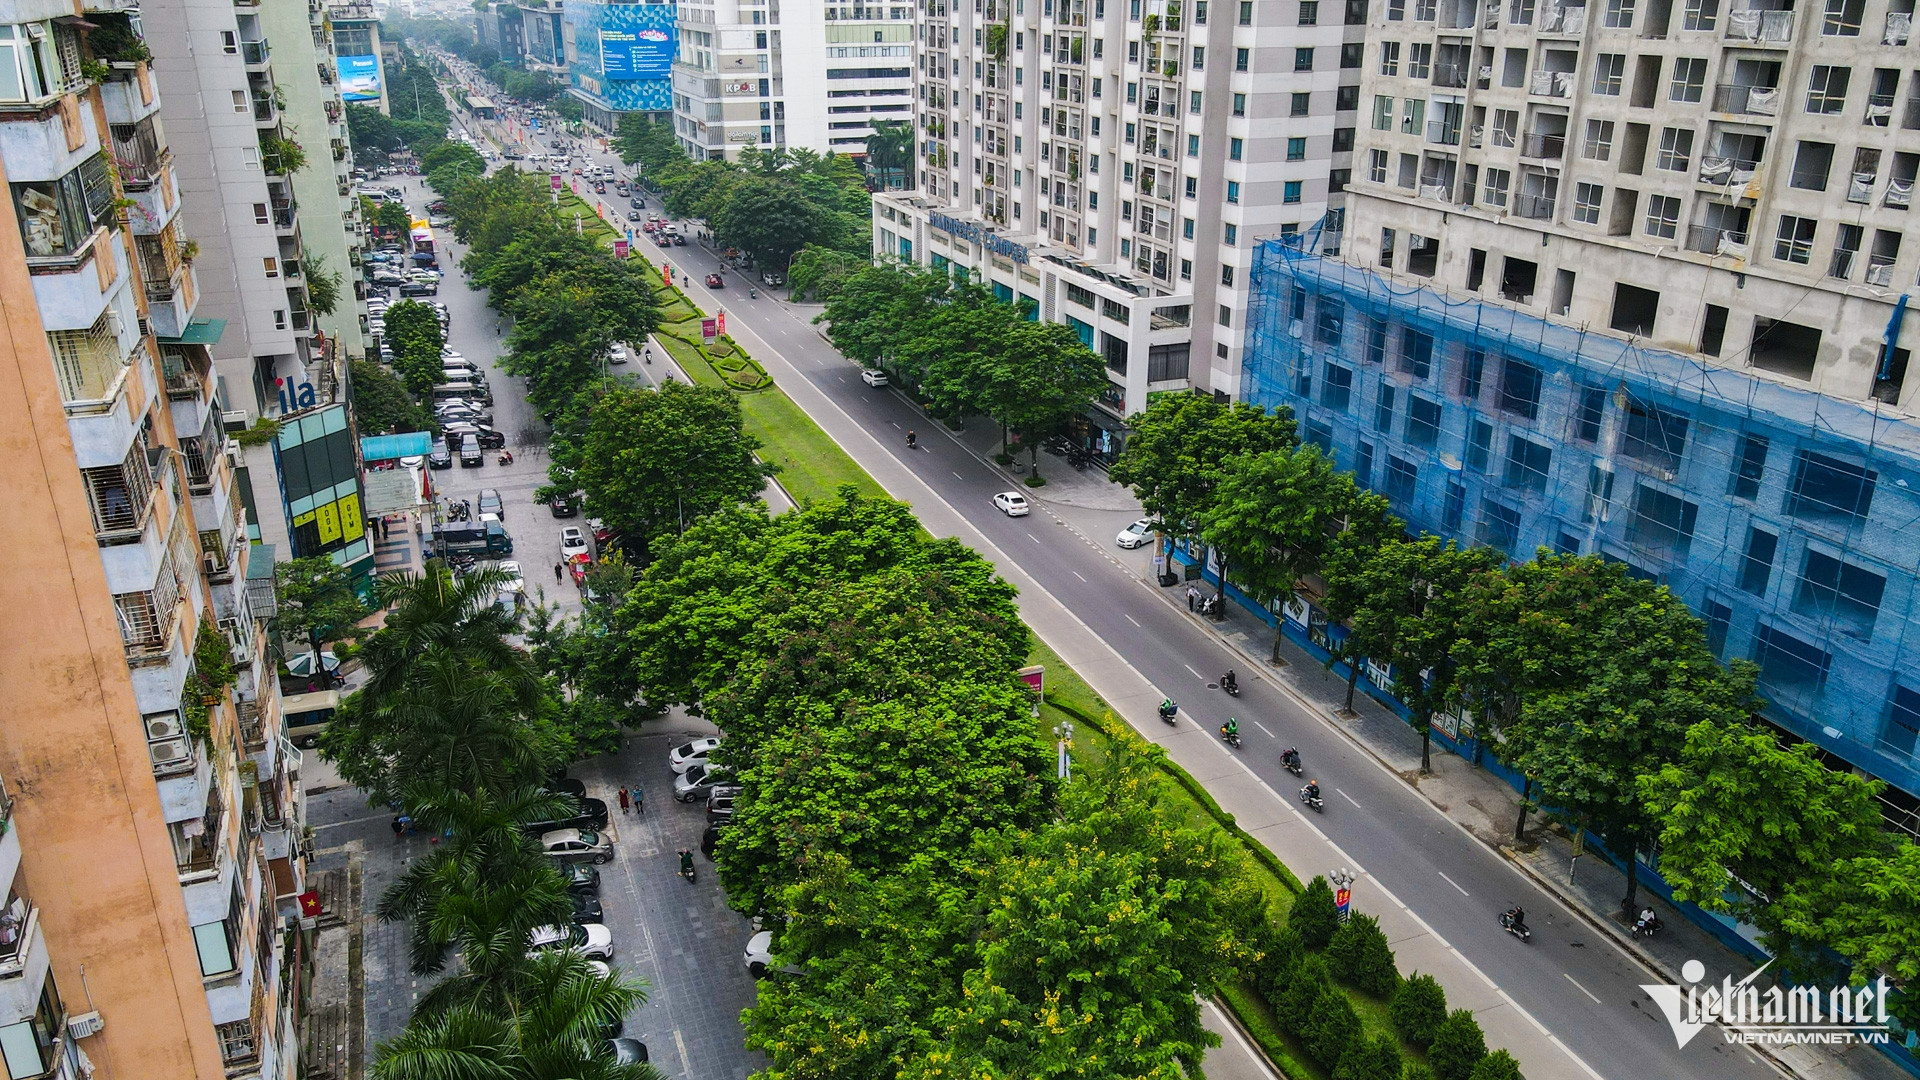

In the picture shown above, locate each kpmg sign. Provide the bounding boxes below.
[929,212,1029,263]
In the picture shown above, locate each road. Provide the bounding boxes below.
[532,138,1781,1080]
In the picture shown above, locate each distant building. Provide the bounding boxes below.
[331,1,390,114]
[564,0,677,129]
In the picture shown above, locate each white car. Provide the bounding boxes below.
[609,344,629,365]
[744,930,803,977]
[529,922,614,961]
[496,560,526,608]
[860,368,888,387]
[372,270,406,286]
[559,526,591,561]
[1115,519,1155,549]
[669,736,721,774]
[993,491,1031,517]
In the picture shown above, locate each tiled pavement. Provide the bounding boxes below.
[307,721,763,1080]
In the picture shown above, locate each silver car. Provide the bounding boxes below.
[540,828,613,864]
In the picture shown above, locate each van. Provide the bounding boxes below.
[442,360,482,381]
[283,689,340,748]
[432,380,492,406]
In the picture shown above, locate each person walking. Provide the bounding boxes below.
[554,561,564,581]
[617,786,631,814]
[391,817,405,841]
[632,783,643,815]
[1187,584,1199,612]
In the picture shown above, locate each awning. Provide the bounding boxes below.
[361,432,433,460]
[159,317,227,346]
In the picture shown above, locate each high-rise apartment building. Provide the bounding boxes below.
[1239,0,1920,817]
[670,0,914,160]
[330,1,388,115]
[148,0,374,580]
[872,0,1364,450]
[0,4,306,1078]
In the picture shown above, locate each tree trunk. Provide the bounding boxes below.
[1418,711,1433,774]
[1029,440,1041,480]
[1213,552,1227,618]
[1514,777,1531,841]
[1271,620,1285,662]
[1000,420,1010,458]
[1621,831,1642,914]
[1343,657,1359,713]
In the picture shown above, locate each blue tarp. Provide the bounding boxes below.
[361,432,432,460]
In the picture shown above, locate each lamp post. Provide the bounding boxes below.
[1329,867,1357,924]
[1052,719,1074,781]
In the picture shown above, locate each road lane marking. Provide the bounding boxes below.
[1564,973,1602,1004]
[1438,871,1470,896]
[1123,613,1141,627]
[1254,721,1275,738]
[1338,788,1363,809]
[1184,663,1203,679]
[952,471,965,480]
[1027,532,1041,543]
[1071,570,1088,582]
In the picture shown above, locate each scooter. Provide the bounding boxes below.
[497,450,514,466]
[678,850,697,884]
[1633,911,1663,939]
[1282,750,1303,776]
[1299,785,1324,813]
[1158,700,1179,725]
[749,287,758,299]
[1500,910,1532,942]
[1220,673,1240,697]
[1219,724,1241,748]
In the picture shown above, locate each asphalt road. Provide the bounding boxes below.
[539,142,1782,1080]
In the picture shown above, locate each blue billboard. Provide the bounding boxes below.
[567,0,675,112]
[338,54,382,103]
[600,25,674,80]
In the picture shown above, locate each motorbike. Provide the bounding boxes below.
[1282,751,1303,777]
[497,451,514,466]
[1633,911,1663,939]
[1500,910,1532,942]
[1158,700,1179,724]
[749,287,758,298]
[1299,785,1324,813]
[1219,724,1241,748]
[1198,594,1221,619]
[1220,674,1240,697]
[678,850,697,884]
[446,554,478,573]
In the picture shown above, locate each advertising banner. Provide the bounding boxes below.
[338,55,382,102]
[701,318,717,343]
[613,239,629,259]
[600,25,674,80]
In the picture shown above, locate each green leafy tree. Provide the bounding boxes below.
[1326,913,1398,997]
[1467,1049,1526,1080]
[1304,988,1363,1069]
[1390,972,1449,1046]
[1276,952,1335,1034]
[1773,842,1920,989]
[272,556,369,677]
[1109,394,1296,557]
[817,262,954,367]
[1251,922,1303,1000]
[384,299,447,395]
[1428,1009,1489,1080]
[710,175,826,271]
[1335,1031,1405,1080]
[305,252,344,316]
[864,119,915,189]
[1291,874,1340,948]
[573,382,774,560]
[984,319,1108,480]
[1202,445,1390,659]
[351,360,431,435]
[1321,535,1504,769]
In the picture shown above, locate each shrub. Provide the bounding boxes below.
[1276,953,1334,1035]
[1334,1031,1405,1080]
[1304,989,1362,1069]
[1327,913,1399,997]
[1403,1065,1437,1080]
[1291,875,1340,948]
[1253,924,1304,1000]
[1467,1050,1524,1080]
[1391,972,1449,1046]
[1428,1009,1490,1080]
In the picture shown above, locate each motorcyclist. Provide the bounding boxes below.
[678,849,695,878]
[1222,669,1238,692]
[1159,698,1177,718]
[1503,906,1526,929]
[1224,718,1240,740]
[1303,779,1320,802]
[906,430,918,449]
[1282,746,1300,769]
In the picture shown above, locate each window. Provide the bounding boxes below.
[1401,97,1425,133]
[1301,0,1321,21]
[263,257,280,278]
[1185,175,1198,197]
[1405,395,1443,446]
[1821,0,1864,35]
[1375,383,1397,431]
[1288,137,1307,161]
[1193,46,1205,69]
[0,23,60,104]
[1885,687,1920,756]
[1582,119,1615,161]
[1374,451,1419,505]
[1620,395,1689,468]
[1356,441,1376,487]
[11,154,116,259]
[1643,194,1681,238]
[1373,94,1394,129]
[1283,180,1303,203]
[1228,137,1242,159]
[1189,134,1201,156]
[1333,128,1355,151]
[1191,90,1203,112]
[1499,359,1542,418]
[1630,484,1699,557]
[194,918,237,976]
[1292,92,1312,115]
[1232,92,1246,115]
[1787,449,1876,524]
[1369,149,1389,182]
[1337,84,1361,110]
[1669,57,1706,102]
[1380,41,1402,75]
[1505,435,1553,491]
[1240,0,1254,21]
[1465,419,1493,470]
[1226,180,1240,203]
[1806,65,1849,113]
[1605,0,1636,25]
[1593,53,1625,96]
[1754,624,1832,693]
[1183,217,1196,240]
[1732,433,1769,499]
[1321,362,1354,410]
[1365,317,1389,364]
[1573,182,1603,224]
[1477,499,1522,552]
[1789,141,1834,190]
[1224,223,1238,244]
[1574,385,1607,441]
[1399,328,1434,377]
[1236,47,1250,71]
[1317,302,1345,345]
[1408,42,1431,79]
[1460,349,1486,399]
[1655,127,1693,172]
[1774,215,1817,264]
[1794,549,1887,638]
[1295,47,1315,71]
[1483,167,1511,207]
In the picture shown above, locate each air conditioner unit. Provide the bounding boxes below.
[66,1013,104,1040]
[224,443,245,468]
[202,551,221,576]
[222,410,252,434]
[148,737,192,766]
[145,712,185,741]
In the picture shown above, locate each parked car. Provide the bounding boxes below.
[478,488,504,518]
[1115,519,1155,549]
[992,491,1031,517]
[670,736,722,773]
[399,281,438,298]
[529,922,614,961]
[700,821,724,859]
[496,560,527,609]
[442,423,506,449]
[560,526,591,561]
[372,269,406,286]
[428,441,453,470]
[762,271,785,287]
[673,763,731,802]
[605,1039,649,1066]
[706,785,740,824]
[550,776,589,801]
[570,892,604,925]
[523,797,610,837]
[744,930,803,977]
[540,828,613,864]
[861,368,888,387]
[549,493,579,517]
[561,862,600,897]
[458,434,484,468]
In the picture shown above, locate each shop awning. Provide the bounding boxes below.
[361,431,433,460]
[159,317,227,346]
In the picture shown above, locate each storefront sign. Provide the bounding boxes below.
[929,212,1029,263]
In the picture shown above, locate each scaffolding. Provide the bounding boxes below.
[1241,236,1920,813]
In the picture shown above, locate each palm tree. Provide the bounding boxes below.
[866,121,913,190]
[360,562,543,708]
[374,952,661,1080]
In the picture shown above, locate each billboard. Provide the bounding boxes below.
[338,54,382,102]
[599,25,673,80]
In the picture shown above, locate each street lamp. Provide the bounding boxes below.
[1329,867,1357,924]
[1052,719,1074,782]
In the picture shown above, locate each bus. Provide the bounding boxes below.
[283,689,340,748]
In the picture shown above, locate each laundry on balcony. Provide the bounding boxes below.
[1717,235,1751,259]
[1745,86,1779,114]
[1885,179,1913,209]
[1886,10,1911,42]
[1849,171,1877,204]
[1726,7,1761,35]
[1698,155,1734,184]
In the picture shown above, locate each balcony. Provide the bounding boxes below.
[1521,132,1566,159]
[1698,155,1762,185]
[49,319,130,415]
[272,202,296,231]
[1515,192,1557,219]
[1427,119,1462,145]
[241,39,270,66]
[1686,223,1750,255]
[1432,64,1469,89]
[116,572,184,666]
[1538,1,1588,29]
[0,893,37,976]
[1724,6,1794,42]
[1711,83,1781,116]
[1529,69,1574,98]
[252,96,277,123]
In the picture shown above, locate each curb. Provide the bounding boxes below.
[1208,993,1287,1080]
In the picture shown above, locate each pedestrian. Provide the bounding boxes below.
[554,561,564,581]
[1187,584,1199,612]
[391,817,404,841]
[618,786,631,814]
[632,783,643,815]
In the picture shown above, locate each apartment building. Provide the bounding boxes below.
[148,0,374,580]
[872,0,1363,452]
[330,1,388,115]
[670,0,914,160]
[1238,0,1920,816]
[0,4,306,1078]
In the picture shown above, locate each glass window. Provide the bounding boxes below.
[194,919,236,976]
[1669,57,1706,102]
[1288,136,1307,160]
[1806,65,1849,113]
[0,24,58,105]
[1380,41,1401,75]
[1283,180,1302,203]
[12,154,114,259]
[0,1022,45,1080]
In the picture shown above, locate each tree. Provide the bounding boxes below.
[1291,874,1340,948]
[818,262,953,367]
[1276,952,1334,1034]
[1321,535,1504,768]
[1303,989,1362,1069]
[384,299,446,395]
[1773,842,1920,989]
[1109,393,1296,558]
[272,557,369,678]
[1334,1032,1405,1080]
[1201,445,1390,658]
[572,382,774,560]
[864,119,915,189]
[351,360,431,435]
[1390,972,1449,1046]
[710,175,824,272]
[306,252,344,316]
[1326,913,1398,997]
[982,318,1107,480]
[1467,1050,1526,1080]
[1428,1009,1489,1080]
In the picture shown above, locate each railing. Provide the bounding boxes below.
[162,356,205,400]
[51,325,129,410]
[177,814,223,878]
[1697,155,1762,185]
[1711,82,1780,115]
[1529,69,1573,97]
[112,126,169,189]
[1521,132,1566,159]
[238,697,266,750]
[1515,192,1556,218]
[1427,119,1462,145]
[252,97,276,122]
[1686,223,1749,254]
[0,898,35,971]
[1432,64,1469,88]
[241,39,270,64]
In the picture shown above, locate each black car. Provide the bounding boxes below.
[478,487,504,518]
[399,281,438,297]
[522,796,610,837]
[700,821,724,859]
[458,434,484,468]
[561,862,600,896]
[606,1039,649,1065]
[443,423,507,449]
[551,776,588,801]
[549,494,579,517]
[428,440,452,469]
[571,891,604,925]
[629,197,644,210]
[706,785,740,824]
